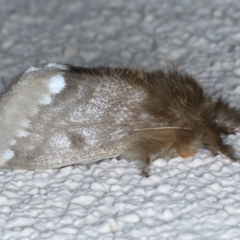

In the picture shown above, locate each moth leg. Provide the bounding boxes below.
[142,154,151,178]
[125,128,201,177]
[123,137,174,177]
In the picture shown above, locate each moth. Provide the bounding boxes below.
[0,63,240,177]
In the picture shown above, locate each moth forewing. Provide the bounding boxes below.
[0,64,164,170]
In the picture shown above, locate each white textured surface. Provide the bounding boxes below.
[1,0,240,239]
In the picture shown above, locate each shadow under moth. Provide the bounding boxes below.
[0,63,240,177]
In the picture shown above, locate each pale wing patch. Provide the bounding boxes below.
[29,107,39,116]
[9,139,16,145]
[48,74,66,94]
[39,95,52,105]
[1,149,14,162]
[16,129,30,138]
[81,128,98,147]
[0,68,66,167]
[25,63,68,75]
[45,63,69,70]
[20,119,30,128]
[24,66,41,74]
[49,133,71,148]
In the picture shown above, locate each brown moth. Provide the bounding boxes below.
[0,63,240,176]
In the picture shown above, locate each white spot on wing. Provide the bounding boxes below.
[82,128,97,146]
[24,66,41,74]
[10,139,16,145]
[20,120,30,128]
[45,63,68,70]
[16,129,30,138]
[49,133,71,148]
[1,149,14,161]
[39,94,52,105]
[48,74,66,94]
